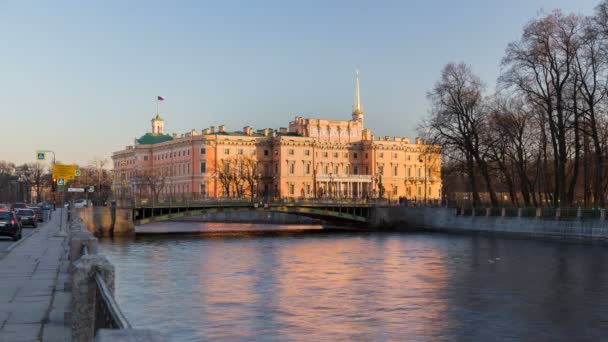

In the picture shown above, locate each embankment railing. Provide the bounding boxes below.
[81,244,132,332]
[453,206,607,221]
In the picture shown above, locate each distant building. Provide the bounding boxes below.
[112,73,442,200]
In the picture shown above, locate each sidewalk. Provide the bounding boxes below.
[0,209,72,342]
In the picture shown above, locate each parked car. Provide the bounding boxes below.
[0,211,22,241]
[16,209,37,228]
[10,202,28,212]
[73,199,88,208]
[0,204,8,211]
[29,206,44,222]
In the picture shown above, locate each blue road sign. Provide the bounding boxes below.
[57,178,65,186]
[36,152,45,160]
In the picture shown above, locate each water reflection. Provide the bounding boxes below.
[99,224,608,341]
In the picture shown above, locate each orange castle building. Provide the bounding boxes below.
[112,73,442,201]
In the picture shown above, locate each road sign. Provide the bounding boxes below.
[75,169,81,177]
[36,152,45,160]
[52,164,77,180]
[57,178,65,186]
[68,188,85,193]
[87,186,94,193]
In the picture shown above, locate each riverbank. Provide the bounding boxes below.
[388,206,608,241]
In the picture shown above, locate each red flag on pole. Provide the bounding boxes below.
[157,96,165,101]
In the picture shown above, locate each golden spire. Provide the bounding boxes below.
[352,68,363,122]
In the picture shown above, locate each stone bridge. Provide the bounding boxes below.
[132,199,379,226]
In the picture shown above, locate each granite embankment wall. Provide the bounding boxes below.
[383,207,608,240]
[78,207,134,236]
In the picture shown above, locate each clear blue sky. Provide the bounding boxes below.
[0,0,599,166]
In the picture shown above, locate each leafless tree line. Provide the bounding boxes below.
[217,156,260,199]
[0,161,48,204]
[424,3,608,208]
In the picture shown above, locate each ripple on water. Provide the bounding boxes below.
[99,226,608,341]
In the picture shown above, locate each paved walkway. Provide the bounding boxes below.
[0,209,72,342]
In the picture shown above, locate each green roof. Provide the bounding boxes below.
[137,133,173,145]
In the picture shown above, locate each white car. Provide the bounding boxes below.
[73,199,88,208]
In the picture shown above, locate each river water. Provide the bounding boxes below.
[98,222,608,341]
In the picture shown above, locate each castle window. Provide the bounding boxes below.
[289,149,294,155]
[143,156,148,161]
[264,150,269,156]
[379,153,384,158]
[344,152,348,158]
[354,166,359,175]
[289,184,295,196]
[304,150,310,156]
[238,149,243,155]
[323,152,328,158]
[224,148,230,155]
[354,153,358,159]
[289,163,295,175]
[305,164,310,175]
[393,165,398,176]
[365,153,368,159]
[333,152,338,158]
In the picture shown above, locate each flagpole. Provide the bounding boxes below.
[156,99,159,116]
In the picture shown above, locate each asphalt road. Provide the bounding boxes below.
[0,227,37,252]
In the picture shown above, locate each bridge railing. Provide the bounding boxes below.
[133,197,389,207]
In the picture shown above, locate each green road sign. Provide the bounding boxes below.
[87,186,94,193]
[57,178,65,186]
[36,152,45,160]
[75,169,81,177]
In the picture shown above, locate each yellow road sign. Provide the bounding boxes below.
[52,164,77,180]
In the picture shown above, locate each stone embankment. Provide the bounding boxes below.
[69,214,165,341]
[383,206,608,240]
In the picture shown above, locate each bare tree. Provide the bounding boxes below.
[501,10,581,206]
[135,167,169,203]
[238,155,260,200]
[426,62,498,206]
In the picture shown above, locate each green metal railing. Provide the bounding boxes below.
[455,206,607,221]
